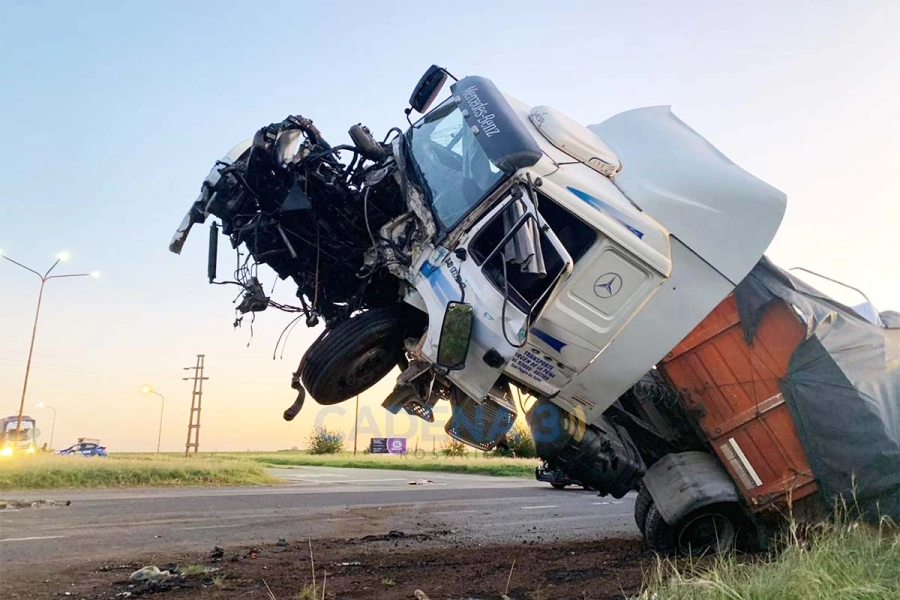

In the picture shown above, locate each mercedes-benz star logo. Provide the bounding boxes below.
[593,273,623,298]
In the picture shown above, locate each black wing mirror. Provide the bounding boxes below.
[436,301,474,370]
[409,65,449,114]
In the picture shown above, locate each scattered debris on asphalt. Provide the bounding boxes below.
[0,499,58,510]
[408,479,435,485]
[209,546,224,559]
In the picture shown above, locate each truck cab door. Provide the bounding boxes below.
[414,185,573,401]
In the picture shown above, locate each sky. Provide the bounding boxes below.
[1,1,898,452]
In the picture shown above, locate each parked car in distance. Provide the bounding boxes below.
[56,438,107,457]
[536,460,592,490]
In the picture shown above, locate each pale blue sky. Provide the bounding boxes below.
[1,1,898,450]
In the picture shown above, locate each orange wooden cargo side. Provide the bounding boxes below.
[660,295,818,511]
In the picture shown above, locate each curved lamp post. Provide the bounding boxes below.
[141,386,165,453]
[2,250,98,452]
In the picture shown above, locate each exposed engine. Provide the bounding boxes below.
[170,116,421,326]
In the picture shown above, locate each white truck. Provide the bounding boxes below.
[172,67,900,554]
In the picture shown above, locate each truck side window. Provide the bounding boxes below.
[535,192,597,263]
[470,200,567,314]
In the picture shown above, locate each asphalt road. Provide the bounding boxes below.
[1,466,637,570]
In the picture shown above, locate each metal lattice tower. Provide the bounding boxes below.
[182,354,208,456]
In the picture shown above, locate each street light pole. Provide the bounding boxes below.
[36,402,57,450]
[141,386,165,453]
[2,251,99,450]
[353,395,360,456]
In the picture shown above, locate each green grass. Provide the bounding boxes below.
[640,518,900,600]
[0,454,278,490]
[232,450,539,478]
[0,450,537,490]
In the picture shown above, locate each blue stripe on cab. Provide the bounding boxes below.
[567,186,644,239]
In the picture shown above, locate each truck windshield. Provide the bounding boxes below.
[405,99,508,230]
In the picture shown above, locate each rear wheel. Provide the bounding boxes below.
[674,505,739,555]
[301,307,406,405]
[643,504,676,554]
[633,485,653,534]
[643,502,741,555]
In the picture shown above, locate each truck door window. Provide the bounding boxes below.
[534,192,597,263]
[471,200,567,314]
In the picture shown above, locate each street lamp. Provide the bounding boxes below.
[36,402,57,450]
[141,385,165,453]
[2,250,99,452]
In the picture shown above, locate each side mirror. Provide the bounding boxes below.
[409,65,449,114]
[436,301,474,370]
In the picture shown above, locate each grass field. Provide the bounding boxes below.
[0,454,278,490]
[0,451,537,490]
[641,518,900,600]
[233,450,539,478]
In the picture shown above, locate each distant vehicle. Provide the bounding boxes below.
[56,438,107,457]
[1,415,38,456]
[535,460,591,490]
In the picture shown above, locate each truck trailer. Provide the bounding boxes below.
[170,66,900,553]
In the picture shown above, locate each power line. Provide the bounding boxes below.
[182,354,208,456]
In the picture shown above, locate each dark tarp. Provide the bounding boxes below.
[735,257,900,521]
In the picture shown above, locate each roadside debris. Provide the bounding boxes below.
[0,499,57,510]
[97,564,138,573]
[129,565,170,583]
[361,530,407,542]
[408,479,435,485]
[276,538,288,547]
[209,546,224,559]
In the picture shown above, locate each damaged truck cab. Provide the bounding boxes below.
[394,72,785,456]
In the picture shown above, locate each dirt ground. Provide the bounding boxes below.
[5,532,651,600]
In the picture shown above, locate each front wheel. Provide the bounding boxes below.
[301,307,406,405]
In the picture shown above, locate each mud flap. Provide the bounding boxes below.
[642,451,741,525]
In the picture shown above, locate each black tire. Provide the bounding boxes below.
[643,503,676,554]
[301,307,405,405]
[633,485,653,534]
[551,483,567,490]
[674,504,739,556]
[644,502,740,556]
